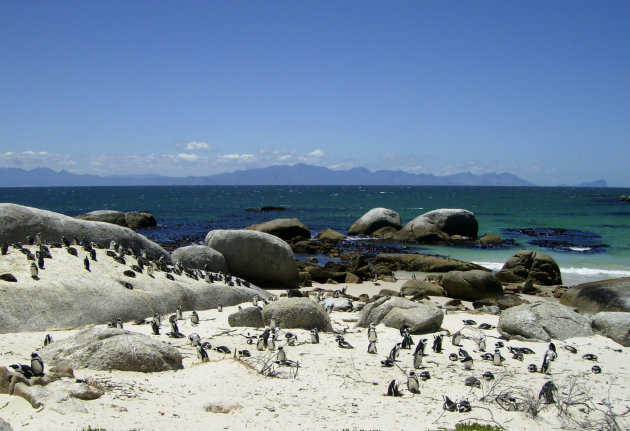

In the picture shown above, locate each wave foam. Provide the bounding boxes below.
[474,261,630,278]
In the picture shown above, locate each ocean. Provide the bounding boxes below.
[1,185,628,286]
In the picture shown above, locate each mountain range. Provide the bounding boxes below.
[0,164,606,187]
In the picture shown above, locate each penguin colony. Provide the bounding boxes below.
[0,235,620,425]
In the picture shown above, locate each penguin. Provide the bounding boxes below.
[176,306,183,320]
[43,334,53,346]
[30,352,44,377]
[442,395,457,412]
[367,323,378,342]
[401,331,414,349]
[419,371,431,381]
[458,399,472,413]
[285,332,297,346]
[238,350,251,358]
[582,353,598,361]
[337,336,353,349]
[310,328,320,344]
[493,349,503,366]
[464,376,481,388]
[37,251,45,269]
[367,340,378,354]
[252,295,259,307]
[592,365,602,374]
[90,248,97,262]
[478,323,494,330]
[432,334,443,353]
[188,333,201,347]
[386,379,403,397]
[61,236,70,248]
[563,345,577,354]
[114,318,124,329]
[538,381,557,404]
[147,262,154,277]
[495,341,504,348]
[461,354,474,370]
[218,304,223,312]
[169,319,180,336]
[256,337,265,351]
[462,319,476,326]
[414,338,427,357]
[478,336,486,352]
[151,319,160,335]
[452,332,462,347]
[276,346,287,362]
[197,345,209,362]
[541,354,551,374]
[399,324,411,337]
[30,262,38,279]
[267,334,276,351]
[1,242,8,255]
[388,342,401,361]
[84,255,90,271]
[512,350,524,361]
[482,371,495,381]
[166,273,175,281]
[528,364,538,373]
[9,364,33,379]
[190,311,199,325]
[449,353,459,361]
[548,342,557,360]
[35,233,42,246]
[67,246,78,257]
[152,313,161,327]
[215,346,231,354]
[413,351,423,369]
[380,358,394,367]
[407,371,420,394]
[480,353,494,361]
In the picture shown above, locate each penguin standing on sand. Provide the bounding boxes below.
[478,336,486,352]
[310,328,320,344]
[256,336,265,351]
[151,319,160,335]
[432,334,443,353]
[37,251,45,269]
[218,304,223,312]
[389,343,401,361]
[386,379,403,397]
[493,349,503,366]
[30,262,38,279]
[413,350,423,369]
[84,255,90,271]
[190,311,199,325]
[414,339,427,357]
[176,306,183,320]
[267,333,276,351]
[367,323,377,342]
[368,340,378,354]
[147,262,154,277]
[407,371,420,394]
[197,345,209,362]
[452,331,462,347]
[277,346,287,362]
[90,248,97,262]
[541,353,552,374]
[43,334,53,346]
[30,353,44,377]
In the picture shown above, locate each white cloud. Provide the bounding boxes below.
[184,141,214,151]
[218,153,256,162]
[307,149,324,157]
[173,153,200,162]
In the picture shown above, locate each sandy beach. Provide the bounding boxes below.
[1,276,628,431]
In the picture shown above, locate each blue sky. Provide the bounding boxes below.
[1,0,628,186]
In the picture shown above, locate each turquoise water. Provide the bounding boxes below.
[1,185,628,285]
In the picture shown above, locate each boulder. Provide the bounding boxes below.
[322,297,353,311]
[303,266,346,283]
[375,253,488,273]
[227,306,264,328]
[472,294,529,310]
[559,277,630,313]
[245,218,311,241]
[315,228,346,242]
[590,312,630,347]
[345,272,361,284]
[261,298,333,332]
[0,244,272,333]
[348,208,402,236]
[171,245,228,273]
[441,270,504,301]
[394,209,478,242]
[0,203,168,261]
[495,250,562,286]
[0,418,12,431]
[357,296,443,333]
[204,230,299,288]
[40,327,183,372]
[478,233,503,246]
[124,212,157,229]
[370,226,399,239]
[497,302,593,342]
[401,279,446,297]
[75,210,127,226]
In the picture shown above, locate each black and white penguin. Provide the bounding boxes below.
[252,295,259,307]
[432,334,443,353]
[452,331,462,347]
[413,351,423,369]
[386,379,403,397]
[449,353,459,361]
[592,365,602,374]
[478,336,486,352]
[115,318,124,329]
[67,246,78,257]
[464,376,481,388]
[176,306,183,320]
[367,323,377,342]
[147,262,154,277]
[548,342,557,360]
[337,336,353,349]
[84,255,90,271]
[482,371,495,381]
[215,346,231,354]
[256,336,265,351]
[218,304,223,313]
[277,346,287,362]
[152,313,161,327]
[458,399,472,413]
[401,331,414,349]
[188,333,201,347]
[538,381,557,404]
[267,334,276,351]
[310,328,320,344]
[90,248,97,262]
[541,354,551,374]
[30,352,44,376]
[414,338,427,357]
[419,371,431,381]
[1,242,8,255]
[493,349,503,366]
[37,251,45,269]
[442,395,457,412]
[151,320,160,335]
[582,353,598,361]
[399,324,410,337]
[527,363,538,373]
[461,354,474,370]
[387,342,400,361]
[285,332,297,346]
[407,371,420,394]
[10,364,33,379]
[43,334,53,346]
[512,349,524,361]
[367,340,378,354]
[30,262,38,279]
[478,323,494,330]
[190,311,199,325]
[197,344,209,362]
[462,319,476,326]
[563,345,577,354]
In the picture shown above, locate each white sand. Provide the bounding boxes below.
[1,278,629,430]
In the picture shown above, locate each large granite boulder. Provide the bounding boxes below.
[401,279,446,297]
[560,277,630,313]
[472,294,529,310]
[441,270,504,301]
[40,328,183,372]
[228,306,264,328]
[348,208,402,236]
[357,296,444,333]
[315,228,346,242]
[245,218,311,241]
[75,210,157,229]
[495,250,562,286]
[590,312,630,347]
[394,209,478,242]
[0,244,272,333]
[205,229,299,288]
[497,302,593,342]
[375,253,488,273]
[261,298,333,332]
[303,265,347,283]
[0,203,168,261]
[171,245,228,273]
[0,417,12,431]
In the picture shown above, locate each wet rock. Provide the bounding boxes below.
[245,218,311,241]
[394,209,478,242]
[315,228,346,242]
[375,253,487,273]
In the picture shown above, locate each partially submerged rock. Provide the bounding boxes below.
[348,208,402,236]
[394,209,478,243]
[261,298,333,332]
[375,253,488,273]
[40,327,183,372]
[245,218,311,241]
[75,210,157,229]
[497,302,593,342]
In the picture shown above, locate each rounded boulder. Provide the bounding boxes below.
[261,298,333,332]
[442,270,504,301]
[245,218,311,241]
[495,250,562,286]
[348,208,402,236]
[171,245,228,273]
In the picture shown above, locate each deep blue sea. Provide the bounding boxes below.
[1,185,629,285]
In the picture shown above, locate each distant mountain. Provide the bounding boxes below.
[0,164,535,187]
[574,180,608,187]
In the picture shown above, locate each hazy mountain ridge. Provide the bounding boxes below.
[0,164,574,187]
